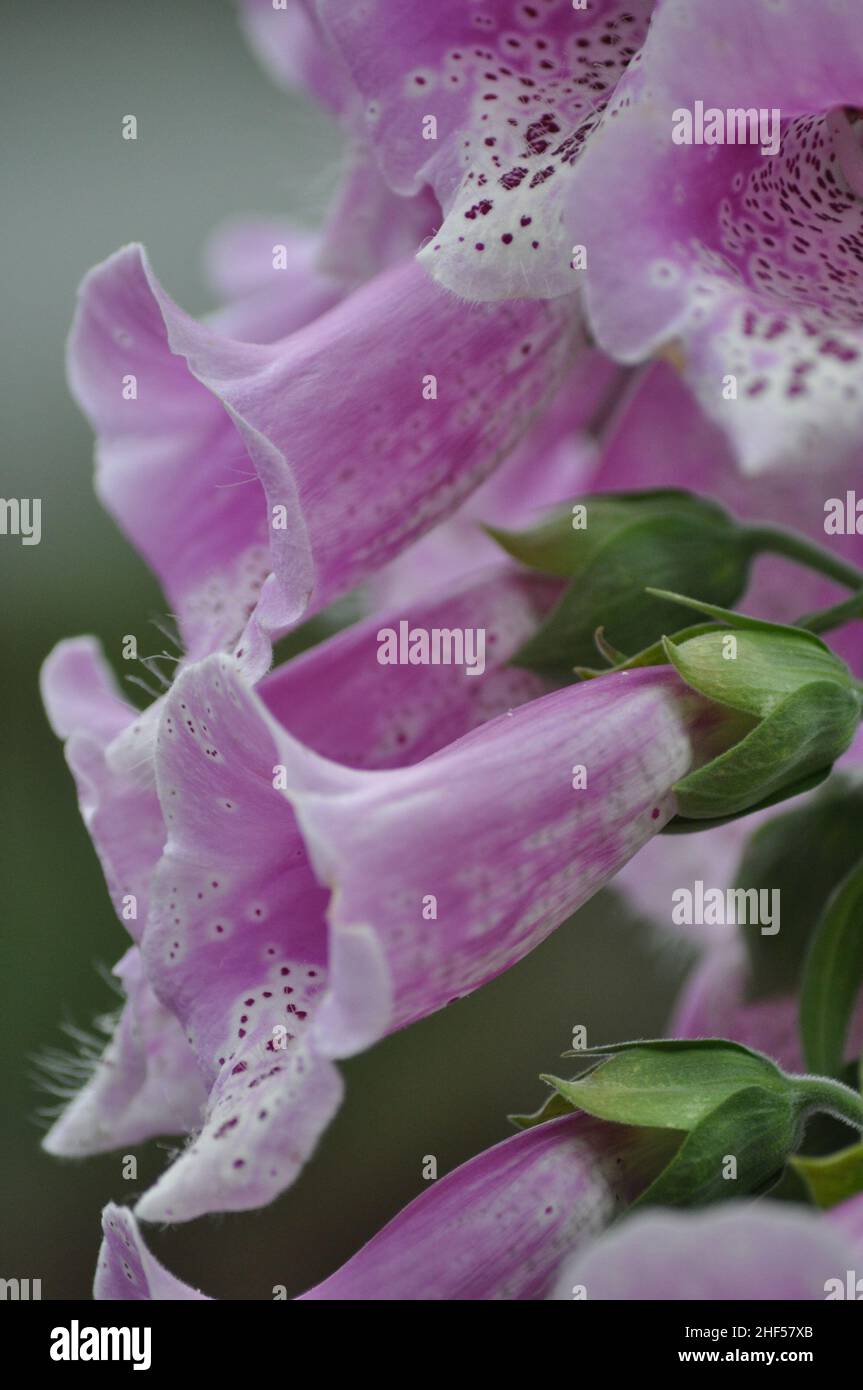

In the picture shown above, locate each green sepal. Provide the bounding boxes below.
[800,856,863,1079]
[509,1088,584,1132]
[592,627,629,667]
[488,491,740,577]
[487,491,753,676]
[632,1086,799,1209]
[662,767,832,834]
[644,588,833,645]
[574,622,717,680]
[670,680,860,821]
[542,1039,786,1132]
[793,1142,863,1209]
[559,1037,772,1061]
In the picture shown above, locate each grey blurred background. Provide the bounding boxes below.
[0,0,688,1298]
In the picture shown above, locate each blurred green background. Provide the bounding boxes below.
[0,0,690,1298]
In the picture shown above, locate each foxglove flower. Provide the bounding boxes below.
[550,1198,863,1300]
[44,556,862,1209]
[69,244,578,677]
[569,0,863,472]
[317,0,656,301]
[67,1,600,678]
[133,656,726,1221]
[94,1111,677,1300]
[94,1123,863,1301]
[41,567,555,1171]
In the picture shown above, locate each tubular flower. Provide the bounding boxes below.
[40,568,555,1183]
[69,244,578,677]
[94,1112,676,1300]
[134,657,723,1221]
[568,0,863,472]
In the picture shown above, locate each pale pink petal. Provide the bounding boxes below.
[95,1204,210,1300]
[237,0,356,117]
[43,949,206,1157]
[371,348,622,608]
[40,639,164,935]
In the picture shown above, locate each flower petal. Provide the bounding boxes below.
[133,1037,343,1224]
[136,667,341,1221]
[262,568,558,768]
[320,0,654,300]
[570,0,863,471]
[623,0,863,116]
[43,949,206,1157]
[371,348,621,608]
[317,142,442,285]
[202,220,343,343]
[300,1113,670,1301]
[94,1204,210,1300]
[673,943,802,1067]
[827,1193,863,1247]
[671,939,863,1074]
[40,638,164,933]
[69,244,577,670]
[550,1202,863,1300]
[237,0,356,117]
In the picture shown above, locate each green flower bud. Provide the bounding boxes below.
[649,592,862,826]
[530,1039,863,1211]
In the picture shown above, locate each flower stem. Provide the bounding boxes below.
[745,524,863,593]
[795,589,863,634]
[796,1075,863,1131]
